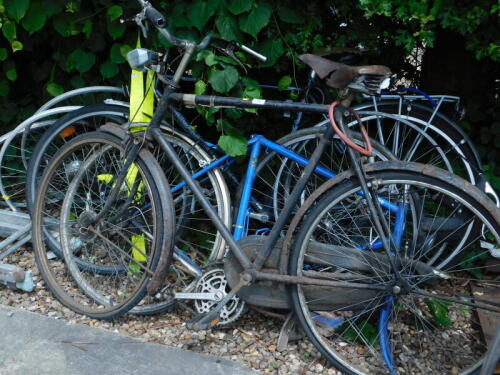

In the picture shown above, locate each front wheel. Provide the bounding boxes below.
[33,131,175,319]
[289,163,500,375]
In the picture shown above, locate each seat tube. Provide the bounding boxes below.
[233,136,262,241]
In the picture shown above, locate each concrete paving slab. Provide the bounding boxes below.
[0,305,258,375]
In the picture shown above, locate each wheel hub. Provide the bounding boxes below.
[77,211,98,240]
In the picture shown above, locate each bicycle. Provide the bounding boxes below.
[31,2,500,374]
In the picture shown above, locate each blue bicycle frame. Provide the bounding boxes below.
[170,133,405,245]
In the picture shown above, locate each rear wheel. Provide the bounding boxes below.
[290,164,499,374]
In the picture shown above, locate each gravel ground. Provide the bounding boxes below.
[0,248,342,375]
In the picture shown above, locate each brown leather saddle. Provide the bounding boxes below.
[299,53,391,95]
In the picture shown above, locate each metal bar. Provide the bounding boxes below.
[253,125,334,270]
[254,271,386,291]
[233,137,263,240]
[171,154,233,193]
[261,137,401,213]
[337,113,403,279]
[169,93,329,114]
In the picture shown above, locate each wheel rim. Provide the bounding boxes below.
[294,175,499,374]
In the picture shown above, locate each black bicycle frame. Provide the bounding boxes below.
[100,37,386,296]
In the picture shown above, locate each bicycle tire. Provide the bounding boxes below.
[32,131,175,319]
[289,162,500,375]
[26,104,130,212]
[353,100,481,170]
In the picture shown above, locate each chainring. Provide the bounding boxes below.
[193,267,245,326]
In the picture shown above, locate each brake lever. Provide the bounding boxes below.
[216,41,247,75]
[120,12,149,38]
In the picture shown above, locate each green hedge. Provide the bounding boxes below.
[0,0,498,170]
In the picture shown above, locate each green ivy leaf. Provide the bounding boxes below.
[240,2,272,38]
[217,118,244,137]
[215,55,239,65]
[21,2,47,34]
[215,14,241,41]
[225,108,243,119]
[194,80,207,95]
[11,41,23,52]
[243,86,261,99]
[218,134,247,157]
[228,0,253,15]
[2,21,16,42]
[110,44,125,64]
[278,7,303,24]
[69,49,96,73]
[82,20,93,39]
[53,15,74,37]
[46,82,64,97]
[204,51,217,66]
[0,49,8,62]
[5,0,30,22]
[107,5,123,21]
[107,22,126,40]
[259,39,285,66]
[100,60,119,79]
[278,75,292,91]
[188,0,217,31]
[6,68,17,81]
[208,65,239,93]
[240,77,262,113]
[120,44,133,58]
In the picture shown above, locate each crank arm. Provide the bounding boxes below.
[174,292,217,301]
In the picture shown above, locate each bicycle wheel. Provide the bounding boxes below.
[251,106,483,230]
[240,127,394,232]
[0,106,83,211]
[289,162,500,375]
[32,131,175,319]
[35,86,126,113]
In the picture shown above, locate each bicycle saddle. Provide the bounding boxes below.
[299,53,391,94]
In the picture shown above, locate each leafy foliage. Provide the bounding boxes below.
[425,298,453,328]
[358,0,499,61]
[0,0,497,158]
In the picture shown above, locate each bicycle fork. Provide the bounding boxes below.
[335,110,404,375]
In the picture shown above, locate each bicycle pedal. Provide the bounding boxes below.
[186,312,220,331]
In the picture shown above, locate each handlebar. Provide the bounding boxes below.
[135,0,267,60]
[239,44,267,62]
[145,6,166,28]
